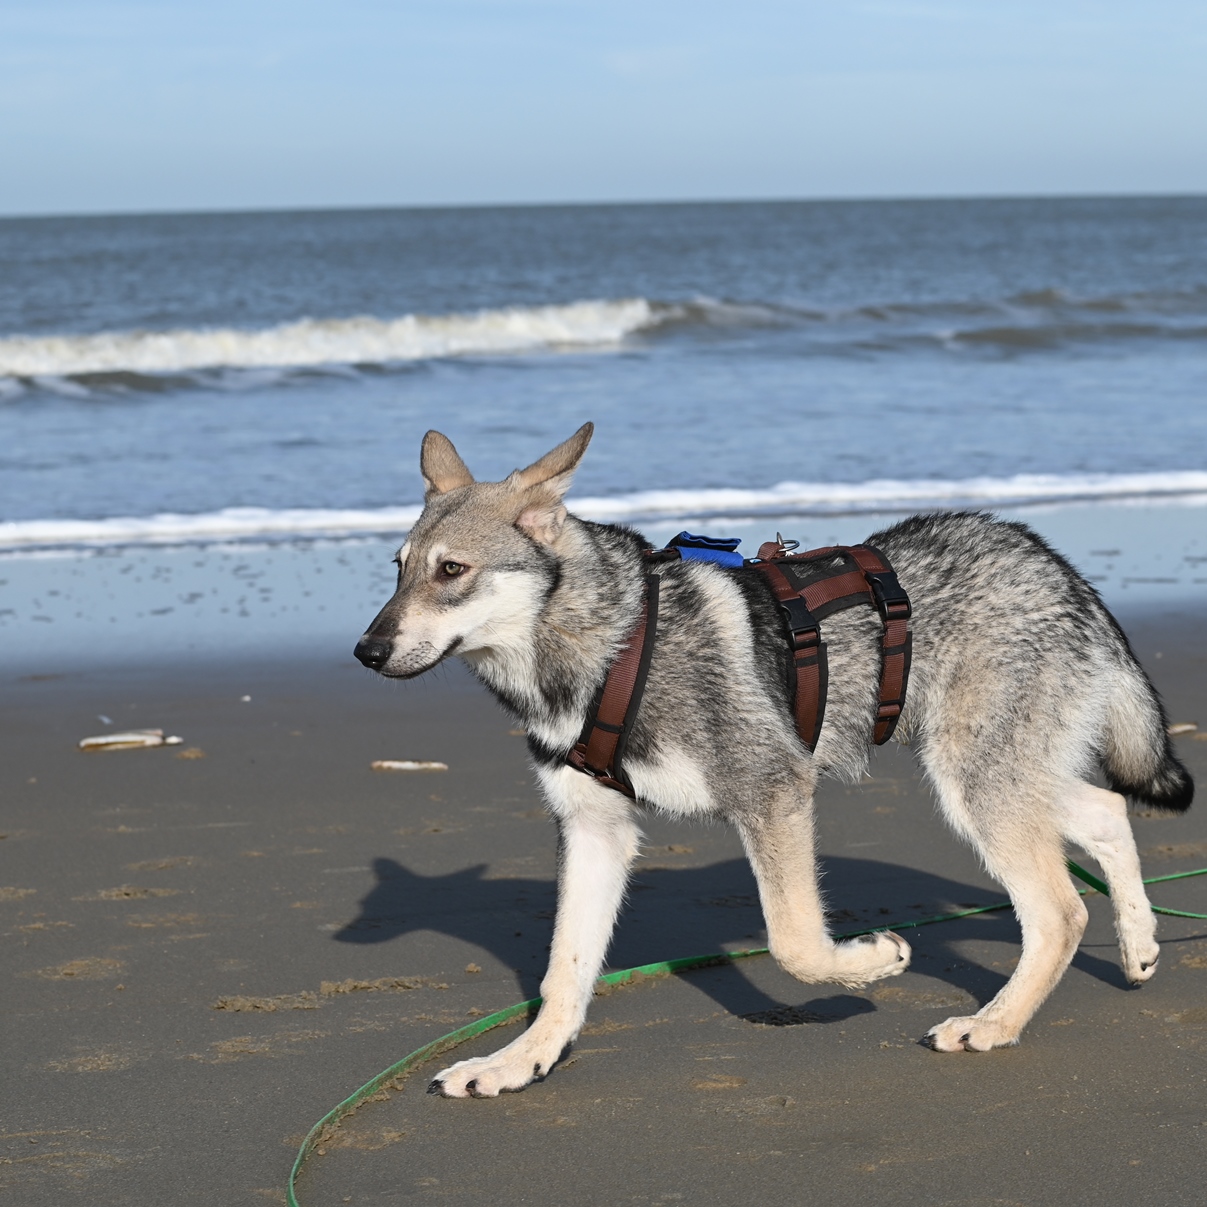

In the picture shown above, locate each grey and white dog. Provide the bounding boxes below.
[354,424,1192,1098]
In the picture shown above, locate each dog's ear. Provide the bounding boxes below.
[420,431,475,500]
[510,422,594,497]
[510,423,594,545]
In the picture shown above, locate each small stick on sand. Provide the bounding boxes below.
[78,729,184,751]
[371,759,449,772]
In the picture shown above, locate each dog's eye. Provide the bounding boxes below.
[441,561,465,577]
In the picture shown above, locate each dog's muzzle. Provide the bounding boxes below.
[354,637,392,671]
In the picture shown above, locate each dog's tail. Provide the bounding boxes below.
[1101,657,1194,813]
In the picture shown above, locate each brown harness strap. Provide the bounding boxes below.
[564,539,911,793]
[848,545,913,744]
[753,560,828,751]
[566,575,660,798]
[756,543,912,750]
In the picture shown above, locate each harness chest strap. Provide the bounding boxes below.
[566,575,660,799]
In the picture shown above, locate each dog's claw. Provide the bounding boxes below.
[427,1079,444,1095]
[925,1014,1021,1052]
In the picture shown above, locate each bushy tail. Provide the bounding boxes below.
[1102,663,1194,812]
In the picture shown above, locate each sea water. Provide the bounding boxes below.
[1,198,1205,667]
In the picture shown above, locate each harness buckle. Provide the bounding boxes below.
[779,595,820,651]
[865,570,912,622]
[568,742,635,798]
[568,741,606,779]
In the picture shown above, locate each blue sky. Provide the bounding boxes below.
[2,1,1205,216]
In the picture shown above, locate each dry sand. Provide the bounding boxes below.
[3,606,1206,1206]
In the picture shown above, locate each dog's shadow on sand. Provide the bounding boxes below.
[332,855,1130,1025]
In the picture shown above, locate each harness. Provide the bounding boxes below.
[567,532,913,798]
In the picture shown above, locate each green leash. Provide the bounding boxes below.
[286,860,1207,1206]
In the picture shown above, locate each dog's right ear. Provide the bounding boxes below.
[420,431,475,500]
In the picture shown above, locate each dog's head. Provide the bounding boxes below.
[353,423,594,678]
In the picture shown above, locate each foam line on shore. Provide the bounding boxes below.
[0,506,426,551]
[4,470,1207,553]
[574,471,1207,521]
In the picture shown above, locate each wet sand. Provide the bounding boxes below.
[3,605,1206,1206]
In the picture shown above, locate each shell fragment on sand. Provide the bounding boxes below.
[78,729,185,752]
[1168,722,1199,736]
[371,759,448,772]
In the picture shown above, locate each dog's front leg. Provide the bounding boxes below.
[431,771,640,1098]
[736,779,911,989]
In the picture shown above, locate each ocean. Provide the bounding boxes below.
[1,197,1205,667]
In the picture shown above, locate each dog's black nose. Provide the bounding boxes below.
[354,637,392,670]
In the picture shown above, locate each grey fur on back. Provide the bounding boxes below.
[507,510,1191,817]
[875,513,1191,811]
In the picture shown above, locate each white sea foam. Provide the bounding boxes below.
[6,288,1201,385]
[0,506,425,551]
[571,470,1207,521]
[0,299,659,379]
[4,471,1207,553]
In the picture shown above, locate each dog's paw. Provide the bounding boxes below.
[429,1039,560,1099]
[923,1014,1020,1053]
[829,930,911,988]
[1121,938,1160,986]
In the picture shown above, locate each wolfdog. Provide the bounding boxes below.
[354,424,1192,1098]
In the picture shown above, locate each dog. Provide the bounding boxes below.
[354,423,1193,1098]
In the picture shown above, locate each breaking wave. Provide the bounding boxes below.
[4,470,1206,552]
[3,286,1206,392]
[0,298,661,381]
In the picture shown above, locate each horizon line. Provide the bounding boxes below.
[3,188,1205,224]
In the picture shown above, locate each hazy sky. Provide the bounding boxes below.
[2,0,1205,216]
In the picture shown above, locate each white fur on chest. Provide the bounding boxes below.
[626,746,716,816]
[536,748,714,819]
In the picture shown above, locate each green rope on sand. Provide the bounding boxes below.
[1066,859,1207,919]
[286,860,1207,1207]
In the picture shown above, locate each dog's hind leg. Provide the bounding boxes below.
[924,775,1088,1052]
[431,770,640,1098]
[1056,781,1159,984]
[735,775,911,989]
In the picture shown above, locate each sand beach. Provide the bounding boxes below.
[3,566,1205,1205]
